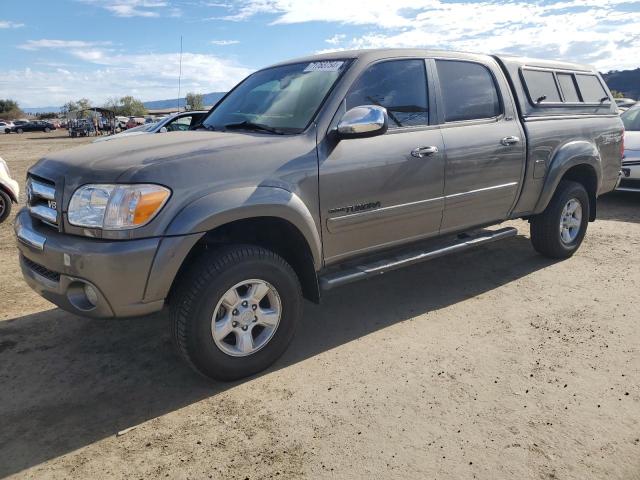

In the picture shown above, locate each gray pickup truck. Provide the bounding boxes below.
[15,49,623,380]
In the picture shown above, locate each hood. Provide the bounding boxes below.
[28,129,315,210]
[625,130,640,151]
[32,130,294,177]
[92,130,150,143]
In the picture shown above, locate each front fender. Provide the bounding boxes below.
[165,186,322,269]
[533,140,601,214]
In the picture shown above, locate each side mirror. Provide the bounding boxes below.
[337,105,388,139]
[159,126,168,133]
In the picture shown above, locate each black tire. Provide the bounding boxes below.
[0,189,12,224]
[44,127,50,133]
[530,180,589,259]
[171,245,302,381]
[16,128,23,134]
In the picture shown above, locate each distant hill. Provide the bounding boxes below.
[602,69,640,100]
[143,92,226,110]
[22,106,62,114]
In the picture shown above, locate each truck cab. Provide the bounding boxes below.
[15,49,624,380]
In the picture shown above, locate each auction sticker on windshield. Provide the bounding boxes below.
[303,61,344,72]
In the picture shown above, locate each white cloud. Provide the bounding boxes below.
[217,0,640,71]
[325,34,345,46]
[1,50,252,107]
[19,40,113,50]
[0,20,25,28]
[210,39,240,45]
[79,0,173,18]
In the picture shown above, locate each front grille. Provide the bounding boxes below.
[27,175,58,228]
[22,256,61,283]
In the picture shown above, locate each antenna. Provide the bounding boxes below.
[177,35,183,112]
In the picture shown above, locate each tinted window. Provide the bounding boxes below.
[557,73,581,102]
[346,59,428,128]
[575,74,609,103]
[621,107,640,131]
[436,60,501,122]
[522,69,561,104]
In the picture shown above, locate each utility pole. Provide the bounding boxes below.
[177,35,183,112]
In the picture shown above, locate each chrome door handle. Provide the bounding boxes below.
[411,146,439,158]
[500,136,520,146]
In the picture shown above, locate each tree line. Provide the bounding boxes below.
[0,92,206,121]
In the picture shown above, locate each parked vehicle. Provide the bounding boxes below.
[125,117,145,129]
[0,157,19,223]
[93,111,208,143]
[615,98,636,112]
[8,120,56,134]
[15,49,623,381]
[0,121,14,133]
[619,105,640,191]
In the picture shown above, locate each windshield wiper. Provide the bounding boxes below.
[223,121,285,135]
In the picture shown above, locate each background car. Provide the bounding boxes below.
[618,105,640,191]
[125,117,145,129]
[0,121,14,133]
[616,98,636,112]
[8,120,56,134]
[93,110,208,143]
[0,156,19,223]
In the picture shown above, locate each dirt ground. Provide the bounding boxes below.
[0,129,638,479]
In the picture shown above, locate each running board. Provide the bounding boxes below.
[319,227,517,291]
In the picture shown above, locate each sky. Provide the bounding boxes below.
[1,0,639,108]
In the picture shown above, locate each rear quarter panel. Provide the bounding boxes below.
[512,115,623,216]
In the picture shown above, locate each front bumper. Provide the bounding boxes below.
[15,209,165,318]
[618,154,640,192]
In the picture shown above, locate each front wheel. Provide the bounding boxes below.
[16,128,23,134]
[44,127,50,133]
[171,245,302,381]
[530,180,589,259]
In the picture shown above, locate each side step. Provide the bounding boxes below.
[319,227,517,290]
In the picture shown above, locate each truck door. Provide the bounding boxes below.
[435,59,525,233]
[319,59,445,264]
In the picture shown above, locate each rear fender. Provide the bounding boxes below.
[534,140,601,215]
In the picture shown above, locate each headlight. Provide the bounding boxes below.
[68,184,170,230]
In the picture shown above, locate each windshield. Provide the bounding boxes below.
[202,60,349,133]
[622,107,640,131]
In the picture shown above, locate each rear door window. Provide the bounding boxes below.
[522,69,561,104]
[346,59,429,129]
[557,73,581,102]
[575,74,609,103]
[435,60,501,122]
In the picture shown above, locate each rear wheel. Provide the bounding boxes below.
[0,190,12,223]
[16,128,23,134]
[530,180,589,259]
[171,245,302,381]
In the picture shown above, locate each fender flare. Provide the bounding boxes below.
[533,140,602,215]
[143,186,322,303]
[165,186,322,268]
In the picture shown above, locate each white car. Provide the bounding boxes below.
[93,110,208,143]
[0,121,14,133]
[619,106,640,192]
[0,156,19,223]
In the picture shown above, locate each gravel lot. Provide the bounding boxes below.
[1,129,639,479]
